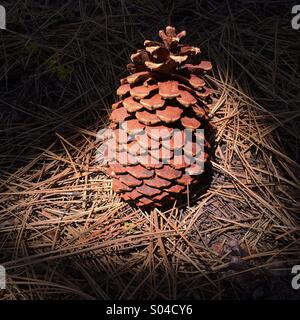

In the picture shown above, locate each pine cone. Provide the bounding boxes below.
[102,26,214,208]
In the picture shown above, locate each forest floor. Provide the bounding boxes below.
[0,0,299,299]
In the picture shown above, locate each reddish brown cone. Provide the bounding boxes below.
[103,26,214,208]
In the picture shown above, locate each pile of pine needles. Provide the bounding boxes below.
[0,0,299,299]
